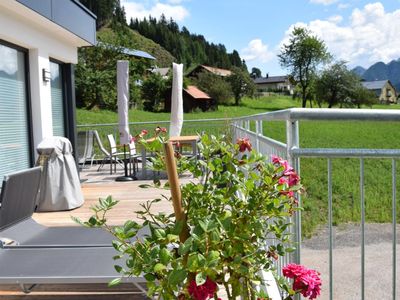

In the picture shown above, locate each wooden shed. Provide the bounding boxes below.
[165,85,217,112]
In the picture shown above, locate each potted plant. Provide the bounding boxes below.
[78,132,321,299]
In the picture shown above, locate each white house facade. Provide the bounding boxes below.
[0,0,96,180]
[254,75,294,96]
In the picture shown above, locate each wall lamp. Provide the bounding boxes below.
[42,68,51,82]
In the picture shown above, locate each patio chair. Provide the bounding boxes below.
[0,167,147,293]
[128,141,141,177]
[107,134,126,174]
[77,131,96,170]
[94,131,123,174]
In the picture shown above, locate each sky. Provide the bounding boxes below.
[120,0,400,76]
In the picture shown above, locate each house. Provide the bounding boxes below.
[0,0,96,180]
[361,80,397,104]
[253,75,294,95]
[165,85,216,113]
[187,65,232,78]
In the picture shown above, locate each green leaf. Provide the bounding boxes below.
[114,265,123,273]
[178,237,193,255]
[168,269,187,286]
[198,219,209,232]
[160,248,171,265]
[195,272,206,286]
[172,220,184,235]
[108,277,122,287]
[153,228,166,240]
[153,263,166,274]
[144,273,156,282]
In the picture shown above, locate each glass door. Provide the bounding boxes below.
[50,61,65,137]
[0,42,30,180]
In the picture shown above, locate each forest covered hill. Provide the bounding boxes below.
[79,0,246,71]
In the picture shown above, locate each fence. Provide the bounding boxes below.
[232,108,400,300]
[77,118,232,159]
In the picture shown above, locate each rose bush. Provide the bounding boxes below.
[78,133,320,299]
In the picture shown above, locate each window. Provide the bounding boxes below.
[0,42,31,180]
[50,61,65,137]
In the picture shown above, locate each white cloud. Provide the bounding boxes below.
[281,2,400,68]
[310,0,338,5]
[337,3,350,10]
[327,15,343,23]
[241,39,274,63]
[121,0,189,22]
[167,0,184,4]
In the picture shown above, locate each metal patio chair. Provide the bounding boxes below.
[94,131,123,174]
[77,131,96,170]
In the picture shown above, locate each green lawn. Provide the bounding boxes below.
[77,96,400,237]
[77,95,299,124]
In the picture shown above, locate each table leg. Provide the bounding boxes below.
[142,148,147,179]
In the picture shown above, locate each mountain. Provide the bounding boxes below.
[353,60,400,90]
[352,66,366,77]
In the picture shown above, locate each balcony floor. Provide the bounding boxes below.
[0,165,185,299]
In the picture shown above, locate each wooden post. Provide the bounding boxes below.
[163,141,190,243]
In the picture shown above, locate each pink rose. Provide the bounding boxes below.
[271,155,282,164]
[288,173,300,187]
[283,264,321,300]
[278,177,288,185]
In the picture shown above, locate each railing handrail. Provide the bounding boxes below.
[77,117,232,128]
[233,108,400,122]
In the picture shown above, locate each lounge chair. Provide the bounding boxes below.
[94,131,124,174]
[0,167,146,293]
[77,130,96,169]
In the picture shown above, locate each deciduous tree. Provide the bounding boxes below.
[250,67,262,79]
[278,27,331,107]
[228,67,255,106]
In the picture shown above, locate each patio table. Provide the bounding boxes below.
[141,135,199,179]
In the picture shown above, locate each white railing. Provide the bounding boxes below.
[232,108,400,300]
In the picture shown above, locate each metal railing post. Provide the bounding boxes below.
[286,119,301,265]
[255,120,261,153]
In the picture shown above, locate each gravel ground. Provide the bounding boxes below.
[302,223,400,300]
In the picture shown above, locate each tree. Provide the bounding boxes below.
[314,61,377,108]
[314,61,354,108]
[349,85,377,108]
[250,67,262,79]
[141,72,168,112]
[192,71,233,105]
[278,27,331,107]
[228,67,255,106]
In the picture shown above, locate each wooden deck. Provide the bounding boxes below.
[0,167,190,299]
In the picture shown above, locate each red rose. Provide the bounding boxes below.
[188,277,217,300]
[236,137,252,153]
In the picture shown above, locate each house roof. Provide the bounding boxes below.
[254,76,289,84]
[96,42,155,60]
[200,65,232,77]
[361,80,389,90]
[184,85,211,99]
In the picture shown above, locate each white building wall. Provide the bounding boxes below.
[0,0,84,152]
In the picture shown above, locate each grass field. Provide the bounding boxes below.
[77,96,400,237]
